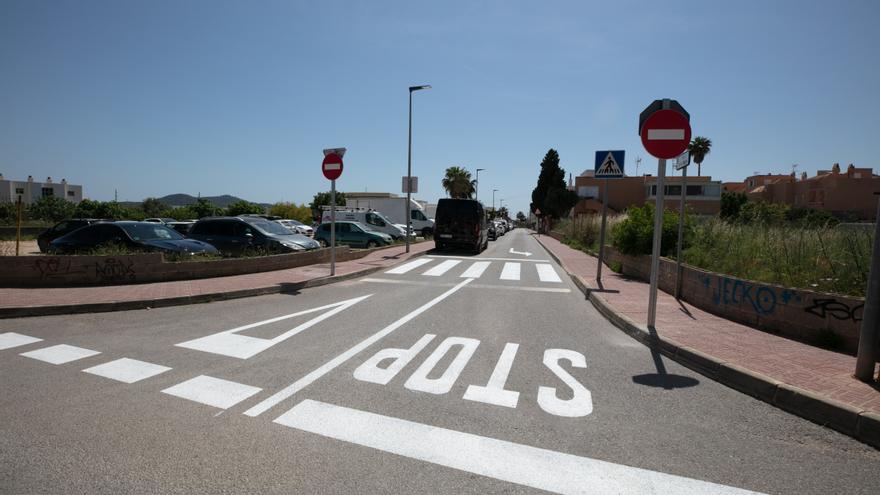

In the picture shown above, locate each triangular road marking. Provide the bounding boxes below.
[596,152,622,176]
[175,295,372,359]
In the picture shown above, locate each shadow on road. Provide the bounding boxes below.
[632,326,700,390]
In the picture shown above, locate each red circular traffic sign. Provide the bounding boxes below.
[640,109,692,159]
[322,153,343,181]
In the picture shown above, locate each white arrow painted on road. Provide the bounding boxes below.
[176,295,372,359]
[509,248,532,257]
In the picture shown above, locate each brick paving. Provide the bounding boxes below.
[535,233,880,415]
[0,242,434,310]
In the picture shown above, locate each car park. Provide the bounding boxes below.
[167,221,196,235]
[313,221,393,248]
[188,216,319,256]
[37,218,107,252]
[433,198,489,253]
[48,221,218,256]
[487,221,498,241]
[320,208,405,239]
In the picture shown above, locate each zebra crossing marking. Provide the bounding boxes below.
[422,259,461,276]
[20,344,101,365]
[536,264,563,283]
[0,332,43,350]
[385,258,433,274]
[162,375,262,410]
[460,261,490,279]
[83,358,172,384]
[499,262,521,281]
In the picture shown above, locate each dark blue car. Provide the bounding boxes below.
[48,221,219,256]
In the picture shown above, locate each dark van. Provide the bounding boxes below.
[433,198,488,253]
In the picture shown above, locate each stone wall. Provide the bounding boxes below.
[0,246,370,287]
[603,246,867,354]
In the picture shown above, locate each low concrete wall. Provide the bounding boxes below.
[0,246,372,288]
[603,246,867,354]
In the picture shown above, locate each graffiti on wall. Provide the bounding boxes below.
[30,258,86,280]
[701,275,801,316]
[94,258,136,282]
[804,298,863,323]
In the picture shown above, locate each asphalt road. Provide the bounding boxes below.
[2,229,878,494]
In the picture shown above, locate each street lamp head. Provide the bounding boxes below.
[409,85,431,92]
[476,168,485,172]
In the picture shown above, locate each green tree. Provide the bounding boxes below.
[309,191,347,220]
[441,166,475,199]
[73,199,131,220]
[269,202,313,223]
[166,206,198,220]
[191,198,223,218]
[720,191,748,221]
[688,136,712,177]
[27,196,75,223]
[498,206,509,220]
[141,197,168,218]
[516,211,527,223]
[0,202,18,224]
[611,203,692,257]
[530,149,578,222]
[225,200,265,216]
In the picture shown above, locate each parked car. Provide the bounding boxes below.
[320,209,406,239]
[187,216,319,256]
[37,218,106,252]
[313,221,393,248]
[433,198,489,253]
[275,219,314,237]
[144,217,178,225]
[167,221,196,235]
[48,221,219,256]
[487,221,498,241]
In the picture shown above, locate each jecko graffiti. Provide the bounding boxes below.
[701,275,801,316]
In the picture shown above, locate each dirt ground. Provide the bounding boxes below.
[0,240,41,256]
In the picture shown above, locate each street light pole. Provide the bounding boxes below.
[492,189,498,216]
[406,84,431,253]
[475,168,485,202]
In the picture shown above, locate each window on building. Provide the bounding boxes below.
[67,191,75,197]
[578,186,599,198]
[15,187,24,194]
[666,185,682,196]
[41,187,54,197]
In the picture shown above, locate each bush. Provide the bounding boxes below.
[611,203,691,257]
[27,196,76,223]
[720,191,748,220]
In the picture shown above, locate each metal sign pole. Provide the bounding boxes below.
[675,164,688,299]
[647,99,670,328]
[330,180,336,276]
[855,196,880,381]
[597,178,609,282]
[15,195,22,256]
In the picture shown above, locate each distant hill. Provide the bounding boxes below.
[120,194,271,209]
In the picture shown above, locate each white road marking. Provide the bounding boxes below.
[428,255,549,263]
[500,262,521,281]
[354,334,436,385]
[648,128,686,140]
[162,375,262,410]
[275,400,764,495]
[536,263,562,283]
[459,261,490,279]
[20,344,101,365]
[422,259,461,276]
[82,358,171,384]
[509,248,532,256]
[0,332,43,350]
[463,343,520,408]
[360,278,570,293]
[538,349,593,418]
[404,337,480,395]
[175,295,371,359]
[385,258,433,274]
[244,278,474,417]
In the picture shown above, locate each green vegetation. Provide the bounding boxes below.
[687,136,712,177]
[611,203,693,257]
[683,219,871,297]
[269,202,313,223]
[530,149,578,222]
[441,166,475,199]
[309,191,347,220]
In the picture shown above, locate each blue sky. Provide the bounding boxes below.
[2,0,878,215]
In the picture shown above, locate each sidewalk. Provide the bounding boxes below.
[533,233,880,449]
[0,242,434,317]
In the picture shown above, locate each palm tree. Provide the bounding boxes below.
[442,166,475,199]
[688,136,712,177]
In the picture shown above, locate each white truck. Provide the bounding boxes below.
[320,208,405,239]
[345,193,435,236]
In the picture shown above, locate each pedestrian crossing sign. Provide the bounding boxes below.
[594,150,625,178]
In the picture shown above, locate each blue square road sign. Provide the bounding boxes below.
[595,150,625,178]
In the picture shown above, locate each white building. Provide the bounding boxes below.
[0,175,83,205]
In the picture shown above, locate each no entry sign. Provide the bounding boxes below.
[640,109,691,159]
[322,153,344,181]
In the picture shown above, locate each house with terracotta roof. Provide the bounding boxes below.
[571,170,722,216]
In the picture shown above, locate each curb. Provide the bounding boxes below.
[0,251,427,319]
[532,233,880,450]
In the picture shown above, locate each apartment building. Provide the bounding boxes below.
[0,175,83,205]
[729,164,880,220]
[571,171,722,216]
